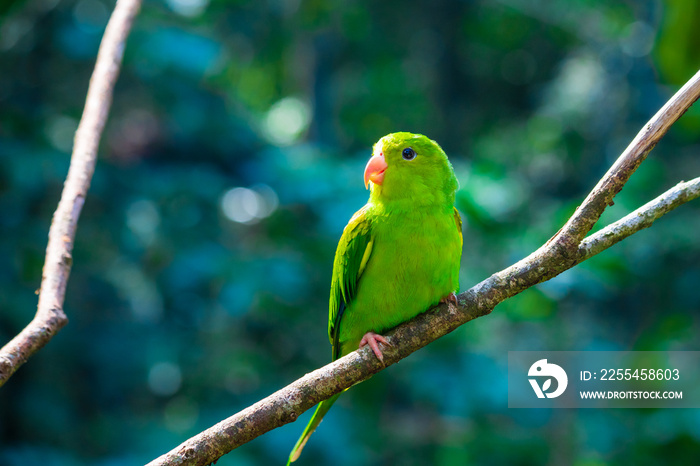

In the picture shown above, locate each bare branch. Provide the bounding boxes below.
[147,68,700,466]
[0,0,142,388]
[579,177,700,260]
[549,68,700,254]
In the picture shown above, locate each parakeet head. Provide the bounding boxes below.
[364,132,458,208]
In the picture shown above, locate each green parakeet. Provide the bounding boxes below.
[287,132,462,464]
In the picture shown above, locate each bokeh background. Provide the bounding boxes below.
[2,0,700,464]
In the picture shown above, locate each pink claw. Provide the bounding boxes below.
[359,331,390,362]
[440,292,458,305]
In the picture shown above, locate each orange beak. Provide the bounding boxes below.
[364,153,388,189]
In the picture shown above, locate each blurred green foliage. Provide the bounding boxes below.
[1,0,700,465]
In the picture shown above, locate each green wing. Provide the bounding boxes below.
[453,207,463,244]
[453,207,463,289]
[328,206,374,360]
[288,210,373,466]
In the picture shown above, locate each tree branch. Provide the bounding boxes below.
[552,68,700,250]
[147,68,700,466]
[0,0,142,388]
[580,177,700,260]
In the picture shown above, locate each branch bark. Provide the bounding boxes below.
[0,0,142,388]
[580,177,700,260]
[147,68,700,466]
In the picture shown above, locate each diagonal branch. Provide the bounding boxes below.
[580,177,700,260]
[0,0,142,388]
[551,68,700,251]
[146,69,700,466]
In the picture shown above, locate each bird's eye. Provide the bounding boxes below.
[402,147,416,160]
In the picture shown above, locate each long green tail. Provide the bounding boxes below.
[287,393,341,464]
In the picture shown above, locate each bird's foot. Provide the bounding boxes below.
[440,292,458,305]
[359,332,390,363]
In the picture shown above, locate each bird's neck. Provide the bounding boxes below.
[368,192,454,216]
